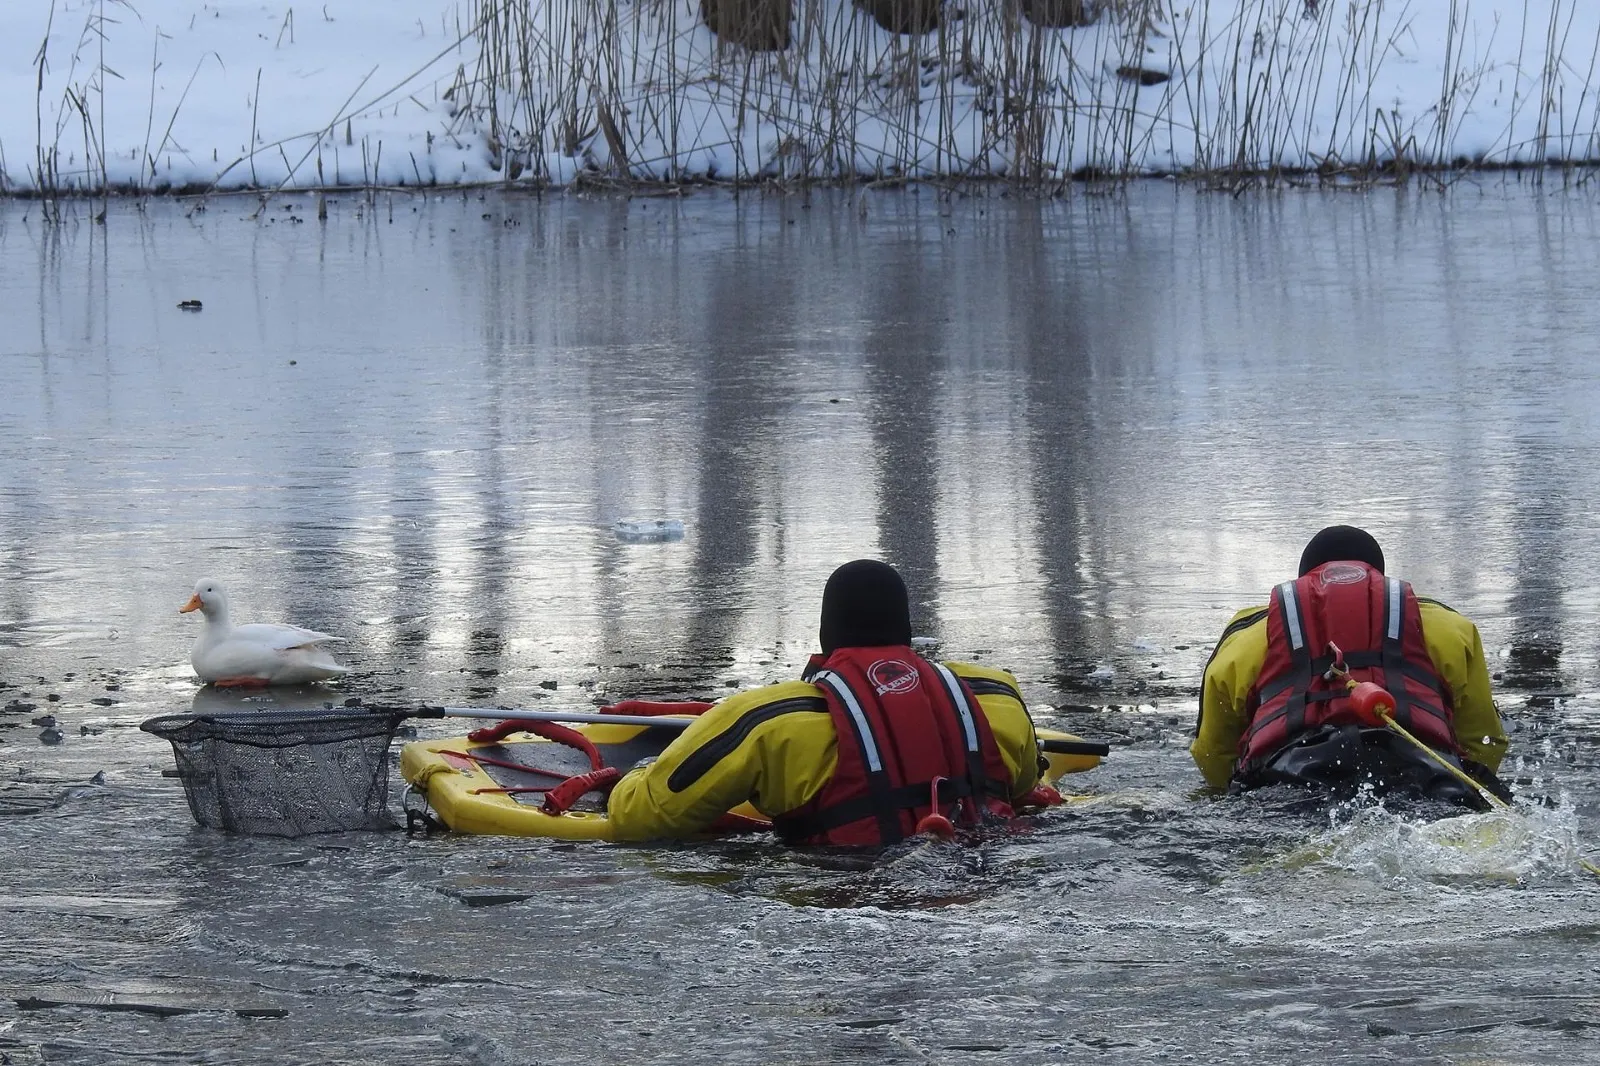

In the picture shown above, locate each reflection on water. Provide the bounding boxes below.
[4,185,1600,1064]
[186,684,351,718]
[6,188,1600,704]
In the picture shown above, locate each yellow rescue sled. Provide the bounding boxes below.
[400,719,1104,840]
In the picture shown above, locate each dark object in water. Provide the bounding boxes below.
[177,299,203,311]
[1115,66,1171,87]
[1234,724,1512,811]
[14,984,286,1018]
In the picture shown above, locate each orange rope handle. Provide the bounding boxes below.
[466,719,604,771]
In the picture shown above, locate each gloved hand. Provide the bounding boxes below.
[1019,784,1063,807]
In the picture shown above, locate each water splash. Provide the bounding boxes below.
[1285,800,1594,885]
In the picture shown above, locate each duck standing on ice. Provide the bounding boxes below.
[179,579,349,686]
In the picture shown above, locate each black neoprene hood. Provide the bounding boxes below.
[1299,525,1386,576]
[818,559,913,654]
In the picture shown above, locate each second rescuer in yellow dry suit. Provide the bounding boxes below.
[1192,525,1509,805]
[606,559,1046,844]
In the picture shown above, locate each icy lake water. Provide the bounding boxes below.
[2,182,1599,1064]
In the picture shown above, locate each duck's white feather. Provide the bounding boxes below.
[229,622,345,651]
[182,579,349,686]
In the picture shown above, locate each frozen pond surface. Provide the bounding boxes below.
[2,183,1599,1064]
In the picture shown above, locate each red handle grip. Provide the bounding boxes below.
[541,767,622,815]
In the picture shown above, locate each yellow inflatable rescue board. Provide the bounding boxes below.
[399,717,1105,840]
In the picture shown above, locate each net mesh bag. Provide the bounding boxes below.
[141,708,406,837]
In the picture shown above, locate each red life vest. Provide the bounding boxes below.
[1238,562,1459,774]
[770,646,1015,846]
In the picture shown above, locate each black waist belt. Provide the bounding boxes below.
[773,775,1008,840]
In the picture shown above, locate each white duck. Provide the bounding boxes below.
[179,579,349,687]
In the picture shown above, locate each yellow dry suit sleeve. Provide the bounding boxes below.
[1191,608,1269,789]
[605,680,836,842]
[949,662,1043,800]
[605,662,1043,841]
[1418,600,1508,773]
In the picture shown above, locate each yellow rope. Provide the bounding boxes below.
[1376,710,1510,810]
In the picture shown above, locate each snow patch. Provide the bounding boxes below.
[5,1,1600,193]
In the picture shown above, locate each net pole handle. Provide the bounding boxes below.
[421,706,700,730]
[1039,737,1111,758]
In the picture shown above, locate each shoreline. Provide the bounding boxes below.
[7,159,1600,206]
[7,2,1600,199]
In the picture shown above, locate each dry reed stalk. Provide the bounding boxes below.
[23,0,1600,198]
[34,0,62,217]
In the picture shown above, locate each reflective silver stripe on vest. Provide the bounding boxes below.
[1387,578,1403,641]
[1278,581,1305,650]
[813,670,882,772]
[931,662,980,752]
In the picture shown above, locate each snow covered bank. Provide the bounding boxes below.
[5,0,1600,194]
[4,0,479,193]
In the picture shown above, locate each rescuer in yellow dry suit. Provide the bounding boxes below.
[606,560,1048,843]
[1191,526,1509,805]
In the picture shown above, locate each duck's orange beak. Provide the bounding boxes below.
[179,593,203,614]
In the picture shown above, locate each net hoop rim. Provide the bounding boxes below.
[140,708,411,748]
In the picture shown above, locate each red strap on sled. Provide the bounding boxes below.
[601,700,715,717]
[540,767,621,815]
[437,750,568,780]
[466,719,604,772]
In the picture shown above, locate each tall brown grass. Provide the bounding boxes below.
[13,0,1600,199]
[453,0,1600,189]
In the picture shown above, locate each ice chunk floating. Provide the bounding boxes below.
[613,519,685,544]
